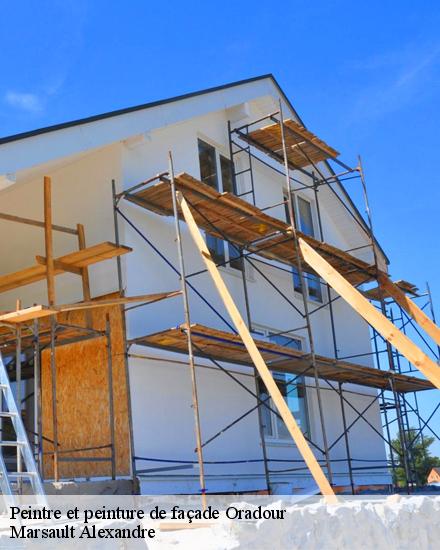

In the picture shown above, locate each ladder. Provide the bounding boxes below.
[0,352,46,507]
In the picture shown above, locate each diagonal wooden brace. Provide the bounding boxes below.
[377,273,440,347]
[299,238,440,389]
[177,191,336,501]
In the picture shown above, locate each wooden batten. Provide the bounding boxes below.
[377,274,440,347]
[41,296,130,479]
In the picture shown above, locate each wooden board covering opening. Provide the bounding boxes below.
[41,295,130,479]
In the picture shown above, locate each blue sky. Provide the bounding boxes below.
[1,1,439,454]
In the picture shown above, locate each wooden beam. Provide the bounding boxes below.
[56,292,181,312]
[0,305,57,324]
[35,256,82,276]
[0,242,132,295]
[299,238,440,389]
[43,176,55,306]
[378,273,440,347]
[77,223,92,326]
[76,224,92,301]
[177,192,336,500]
[0,211,78,235]
[0,293,180,324]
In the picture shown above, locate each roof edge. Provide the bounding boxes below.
[0,74,275,146]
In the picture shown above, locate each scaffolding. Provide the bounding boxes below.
[0,177,179,491]
[0,103,438,498]
[113,104,440,495]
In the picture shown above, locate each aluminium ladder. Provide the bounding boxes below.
[0,352,46,507]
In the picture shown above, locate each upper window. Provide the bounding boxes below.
[198,140,218,189]
[198,139,242,271]
[284,191,323,302]
[297,196,315,237]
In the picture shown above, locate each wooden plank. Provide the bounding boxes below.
[0,293,179,325]
[135,323,434,393]
[128,173,379,285]
[56,291,181,312]
[44,176,56,306]
[244,119,339,169]
[177,192,336,500]
[35,255,83,275]
[299,238,440,389]
[0,242,132,294]
[378,274,440,347]
[0,305,57,324]
[0,211,78,235]
[77,224,92,302]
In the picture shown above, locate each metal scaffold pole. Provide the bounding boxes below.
[278,99,333,485]
[313,172,355,493]
[168,151,207,509]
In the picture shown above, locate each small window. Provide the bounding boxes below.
[198,139,218,189]
[307,274,323,302]
[297,196,315,237]
[220,155,236,194]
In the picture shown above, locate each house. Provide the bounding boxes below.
[427,467,440,484]
[0,74,434,496]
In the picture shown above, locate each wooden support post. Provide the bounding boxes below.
[77,224,92,301]
[43,176,56,306]
[77,223,92,327]
[177,192,336,501]
[44,176,59,480]
[105,314,116,480]
[378,274,440,347]
[299,238,440,389]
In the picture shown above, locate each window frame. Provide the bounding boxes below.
[283,190,324,303]
[197,137,243,272]
[253,327,310,442]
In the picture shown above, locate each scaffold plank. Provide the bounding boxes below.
[133,324,433,393]
[0,242,132,294]
[240,118,339,169]
[125,173,378,286]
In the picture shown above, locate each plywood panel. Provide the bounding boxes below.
[41,296,130,479]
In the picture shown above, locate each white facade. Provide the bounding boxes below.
[0,76,390,494]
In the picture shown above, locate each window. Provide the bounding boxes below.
[284,191,323,302]
[198,140,218,189]
[257,332,309,440]
[198,139,243,270]
[297,196,314,237]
